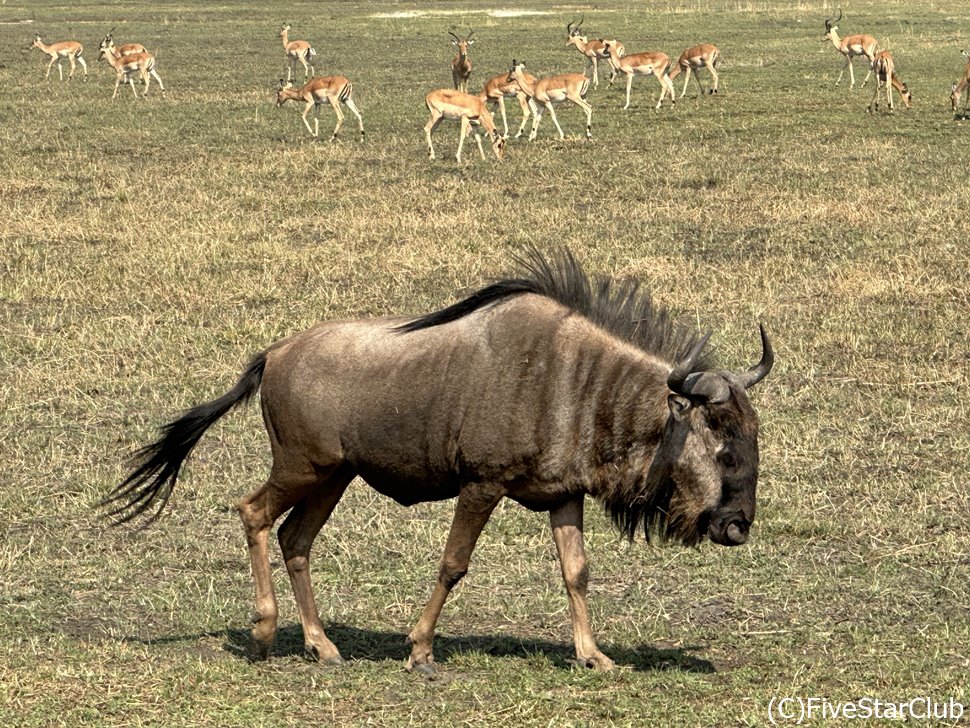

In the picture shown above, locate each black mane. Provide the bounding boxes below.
[397,247,714,367]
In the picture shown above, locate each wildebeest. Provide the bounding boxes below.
[102,248,774,674]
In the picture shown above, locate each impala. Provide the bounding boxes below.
[479,70,539,138]
[280,24,316,82]
[276,78,364,141]
[668,43,720,97]
[98,45,164,98]
[564,17,623,89]
[823,9,877,88]
[31,36,87,81]
[951,50,970,115]
[604,42,675,111]
[508,60,593,141]
[424,88,505,163]
[100,32,147,58]
[867,51,912,113]
[450,31,474,92]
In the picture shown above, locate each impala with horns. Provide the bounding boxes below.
[276,77,364,141]
[100,32,146,58]
[480,70,539,139]
[102,247,774,674]
[823,9,878,88]
[31,36,87,81]
[280,24,316,82]
[668,43,720,98]
[424,88,505,163]
[867,51,912,113]
[951,50,970,115]
[98,44,164,98]
[565,16,624,89]
[508,60,593,141]
[604,42,675,111]
[449,31,474,92]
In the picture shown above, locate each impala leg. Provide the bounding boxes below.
[455,116,471,163]
[567,95,593,139]
[67,54,76,80]
[514,93,532,138]
[142,71,152,97]
[680,68,691,98]
[44,56,56,80]
[692,68,705,97]
[327,97,345,140]
[624,74,633,110]
[847,58,856,88]
[545,102,566,140]
[425,111,444,159]
[472,121,487,161]
[867,78,879,113]
[836,56,848,86]
[706,59,719,94]
[277,466,354,664]
[529,104,544,141]
[128,74,138,98]
[343,97,365,140]
[861,55,874,88]
[590,56,599,89]
[301,100,318,137]
[497,97,509,138]
[406,484,503,675]
[153,69,165,94]
[550,498,615,671]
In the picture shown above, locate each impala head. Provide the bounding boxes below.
[31,35,42,49]
[823,8,842,38]
[508,58,526,82]
[275,78,295,106]
[656,326,774,547]
[566,16,586,46]
[899,83,913,109]
[602,41,621,60]
[449,31,474,55]
[279,24,291,38]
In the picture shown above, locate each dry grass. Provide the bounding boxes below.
[2,0,969,725]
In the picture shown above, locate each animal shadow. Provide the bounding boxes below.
[218,622,715,674]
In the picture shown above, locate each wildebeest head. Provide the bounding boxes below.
[623,326,773,547]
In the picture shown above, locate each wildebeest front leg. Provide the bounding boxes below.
[550,497,615,671]
[406,484,503,675]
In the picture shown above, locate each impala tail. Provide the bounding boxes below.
[100,352,267,525]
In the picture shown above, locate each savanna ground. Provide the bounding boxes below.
[2,0,968,725]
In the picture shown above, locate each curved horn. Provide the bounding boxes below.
[736,324,774,390]
[466,30,474,40]
[667,333,712,394]
[577,13,585,30]
[567,19,575,35]
[448,31,461,42]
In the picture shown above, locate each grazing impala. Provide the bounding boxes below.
[31,36,87,81]
[280,24,316,82]
[604,42,675,111]
[479,70,538,139]
[98,45,164,98]
[823,9,878,88]
[100,33,146,58]
[508,60,593,141]
[951,51,970,115]
[668,43,720,97]
[424,89,505,163]
[867,51,912,113]
[450,31,474,92]
[276,78,364,141]
[565,17,623,89]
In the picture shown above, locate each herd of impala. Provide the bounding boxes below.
[29,9,970,164]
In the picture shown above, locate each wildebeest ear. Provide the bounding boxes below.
[668,394,692,420]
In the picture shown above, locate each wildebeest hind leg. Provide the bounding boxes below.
[406,483,504,675]
[277,464,355,664]
[550,498,615,670]
[237,477,307,659]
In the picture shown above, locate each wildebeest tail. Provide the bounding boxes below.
[99,352,267,525]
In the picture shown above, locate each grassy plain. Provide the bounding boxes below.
[1,0,968,725]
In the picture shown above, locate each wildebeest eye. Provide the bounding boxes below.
[718,451,736,469]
